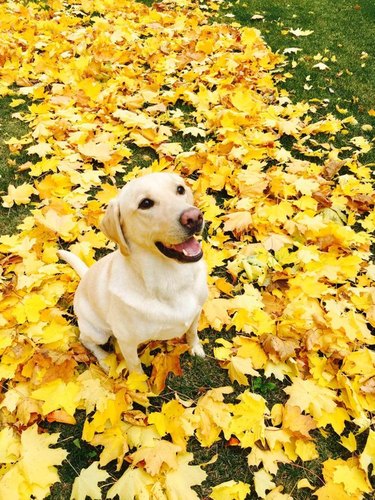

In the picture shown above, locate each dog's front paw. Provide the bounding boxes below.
[190,343,205,358]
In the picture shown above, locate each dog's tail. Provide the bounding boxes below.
[58,250,89,278]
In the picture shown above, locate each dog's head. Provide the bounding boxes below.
[100,173,204,263]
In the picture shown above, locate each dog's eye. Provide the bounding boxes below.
[177,185,185,195]
[138,198,154,210]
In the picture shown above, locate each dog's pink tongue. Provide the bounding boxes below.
[171,237,201,257]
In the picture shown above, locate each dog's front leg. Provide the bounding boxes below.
[186,313,205,358]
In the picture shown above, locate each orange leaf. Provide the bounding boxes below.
[46,410,76,425]
[149,344,189,394]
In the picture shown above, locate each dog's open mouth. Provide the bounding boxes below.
[155,237,203,263]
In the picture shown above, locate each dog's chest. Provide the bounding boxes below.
[108,265,206,340]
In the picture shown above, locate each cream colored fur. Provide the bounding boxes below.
[58,173,207,373]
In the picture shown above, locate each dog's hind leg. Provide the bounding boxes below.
[78,320,112,373]
[116,337,143,374]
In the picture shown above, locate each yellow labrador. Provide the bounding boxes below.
[58,172,207,373]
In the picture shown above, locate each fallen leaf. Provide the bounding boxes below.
[70,462,111,500]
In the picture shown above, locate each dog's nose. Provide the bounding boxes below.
[180,208,204,234]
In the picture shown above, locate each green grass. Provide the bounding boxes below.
[220,0,375,164]
[0,94,32,234]
[224,0,375,117]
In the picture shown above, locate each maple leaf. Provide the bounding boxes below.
[0,426,20,464]
[0,424,67,500]
[107,467,155,500]
[227,391,268,448]
[261,334,298,362]
[70,462,110,500]
[284,378,337,419]
[247,444,290,475]
[149,343,189,394]
[281,405,316,438]
[2,183,37,208]
[27,142,53,157]
[223,211,253,238]
[210,480,251,500]
[148,399,197,449]
[31,379,81,416]
[78,140,114,163]
[253,469,276,498]
[90,425,129,469]
[164,452,207,500]
[195,386,233,447]
[332,459,372,495]
[130,440,181,476]
[107,467,153,500]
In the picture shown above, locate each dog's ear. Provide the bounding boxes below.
[100,198,130,256]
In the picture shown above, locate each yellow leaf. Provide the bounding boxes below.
[78,140,114,162]
[332,461,371,495]
[284,378,337,419]
[113,109,157,129]
[360,430,375,476]
[0,427,20,464]
[294,439,319,461]
[223,211,252,237]
[148,399,196,449]
[164,452,207,500]
[314,482,352,500]
[231,87,262,115]
[289,28,314,36]
[227,391,267,447]
[70,461,110,500]
[20,294,46,323]
[9,98,26,107]
[253,469,276,498]
[350,136,372,153]
[316,406,350,435]
[90,426,129,469]
[2,183,37,208]
[0,424,67,500]
[130,440,181,476]
[31,379,81,416]
[340,432,357,452]
[96,183,119,205]
[297,478,315,490]
[27,142,53,157]
[34,208,78,240]
[195,387,233,447]
[247,445,290,475]
[210,480,251,500]
[107,467,153,500]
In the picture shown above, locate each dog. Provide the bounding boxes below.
[58,172,207,374]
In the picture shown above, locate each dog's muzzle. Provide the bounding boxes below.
[155,208,204,263]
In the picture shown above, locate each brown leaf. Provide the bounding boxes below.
[149,344,189,394]
[321,159,344,179]
[282,405,316,438]
[312,191,332,208]
[347,194,375,213]
[360,378,375,395]
[261,334,298,362]
[46,409,76,425]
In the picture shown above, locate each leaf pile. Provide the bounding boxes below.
[0,0,374,498]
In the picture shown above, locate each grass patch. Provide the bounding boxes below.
[0,95,32,234]
[220,0,375,162]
